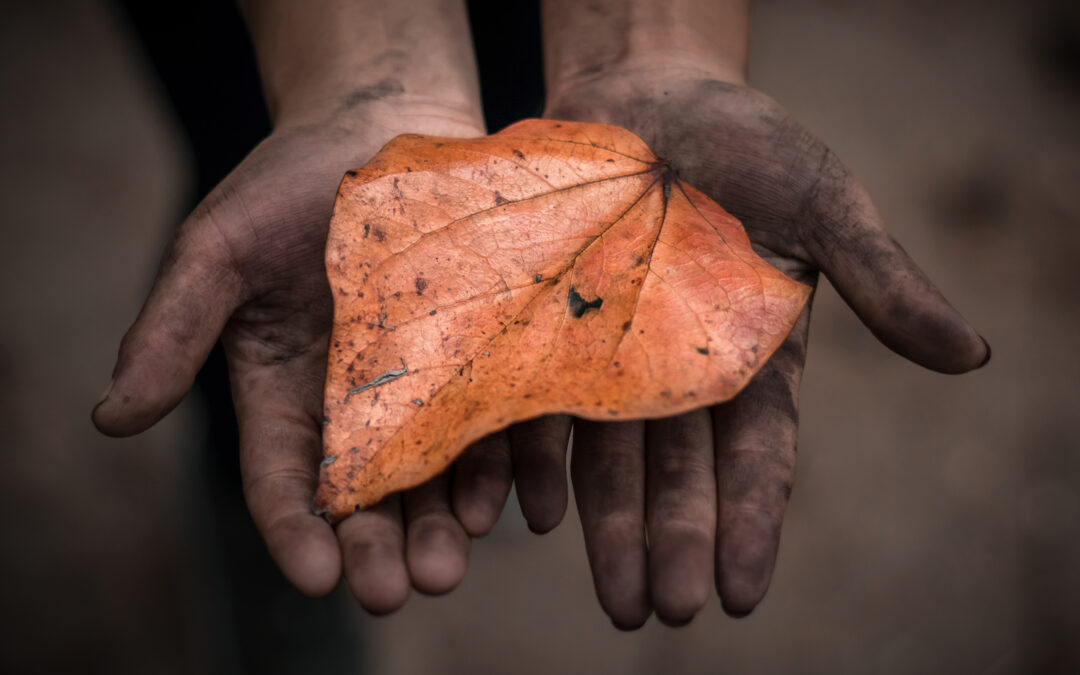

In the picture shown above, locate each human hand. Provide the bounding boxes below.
[505,63,990,628]
[87,0,518,609]
[90,0,519,613]
[90,86,504,611]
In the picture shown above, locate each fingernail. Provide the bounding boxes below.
[977,335,992,368]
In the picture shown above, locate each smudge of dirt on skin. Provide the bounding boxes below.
[342,78,405,108]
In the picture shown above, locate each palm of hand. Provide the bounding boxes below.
[94,113,498,606]
[526,72,989,626]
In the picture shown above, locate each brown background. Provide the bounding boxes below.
[1,1,1077,673]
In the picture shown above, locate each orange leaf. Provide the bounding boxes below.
[315,119,811,522]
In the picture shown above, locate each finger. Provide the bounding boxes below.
[452,430,513,537]
[509,414,572,533]
[713,315,807,617]
[571,419,650,630]
[403,470,470,595]
[645,408,716,625]
[231,352,342,597]
[92,215,246,436]
[801,151,989,373]
[338,496,410,615]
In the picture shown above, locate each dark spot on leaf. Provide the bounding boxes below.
[513,149,526,160]
[696,346,709,355]
[494,190,508,205]
[535,273,543,283]
[346,170,358,177]
[415,277,428,295]
[429,309,437,315]
[567,285,603,318]
[413,399,424,406]
[373,228,386,242]
[363,223,370,238]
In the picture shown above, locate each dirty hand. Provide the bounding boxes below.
[93,0,503,614]
[505,63,990,628]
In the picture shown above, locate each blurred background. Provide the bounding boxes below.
[1,0,1078,673]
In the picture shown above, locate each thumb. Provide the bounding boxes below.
[93,217,246,436]
[801,152,990,374]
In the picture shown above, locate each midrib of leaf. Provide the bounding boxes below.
[363,167,658,266]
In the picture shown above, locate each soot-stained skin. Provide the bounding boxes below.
[342,78,406,108]
[538,65,986,624]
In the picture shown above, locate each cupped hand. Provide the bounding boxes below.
[91,101,502,612]
[507,66,990,628]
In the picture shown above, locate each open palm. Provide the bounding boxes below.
[511,68,990,627]
[92,110,496,612]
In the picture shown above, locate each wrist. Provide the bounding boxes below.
[241,0,484,134]
[271,86,485,138]
[542,0,749,105]
[545,58,747,112]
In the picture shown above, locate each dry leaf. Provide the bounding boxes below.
[315,119,811,522]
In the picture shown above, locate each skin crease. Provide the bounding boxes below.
[92,0,990,625]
